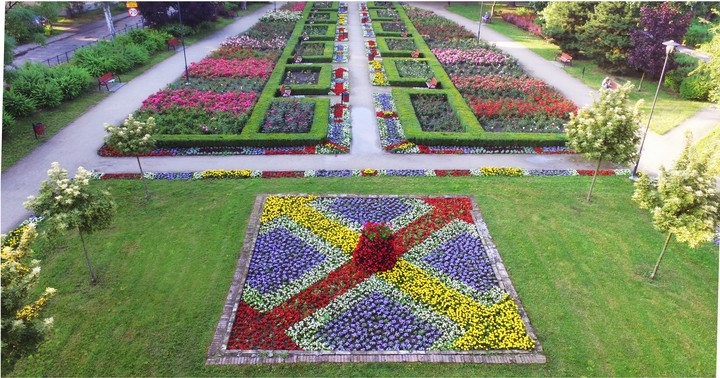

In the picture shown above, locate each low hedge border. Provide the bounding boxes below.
[376,37,420,58]
[384,58,442,87]
[371,21,410,37]
[306,11,338,24]
[305,23,336,41]
[277,64,333,95]
[289,41,334,63]
[391,3,567,148]
[367,2,395,9]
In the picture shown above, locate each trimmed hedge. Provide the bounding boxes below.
[289,41,334,63]
[384,58,442,87]
[367,2,395,9]
[376,37,421,58]
[392,3,567,148]
[304,23,335,41]
[368,9,395,21]
[306,11,338,24]
[371,21,410,37]
[276,64,332,95]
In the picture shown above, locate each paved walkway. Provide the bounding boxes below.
[2,2,717,233]
[12,12,135,67]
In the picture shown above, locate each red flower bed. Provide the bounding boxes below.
[352,223,398,274]
[394,198,474,255]
[261,171,305,178]
[418,145,464,154]
[101,173,141,180]
[577,169,617,176]
[434,170,472,177]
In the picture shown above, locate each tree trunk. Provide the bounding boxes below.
[241,1,247,10]
[637,72,645,92]
[79,230,98,284]
[650,232,673,280]
[587,155,603,202]
[490,1,496,15]
[103,2,116,37]
[136,155,149,201]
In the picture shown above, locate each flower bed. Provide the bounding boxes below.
[223,194,538,352]
[395,59,433,78]
[186,57,274,79]
[411,94,463,132]
[386,38,416,52]
[283,70,320,85]
[261,99,315,133]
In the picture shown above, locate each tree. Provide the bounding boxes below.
[580,2,643,74]
[694,18,720,104]
[5,35,17,66]
[1,224,56,371]
[628,3,693,78]
[566,83,643,202]
[138,2,219,28]
[632,134,719,280]
[104,115,156,200]
[539,2,596,56]
[24,163,116,284]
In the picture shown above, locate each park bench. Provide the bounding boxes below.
[426,77,437,89]
[98,72,121,91]
[557,52,573,66]
[280,85,292,97]
[167,37,179,50]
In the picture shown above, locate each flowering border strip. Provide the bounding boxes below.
[206,194,546,364]
[92,168,632,181]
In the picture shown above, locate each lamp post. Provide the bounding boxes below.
[477,0,484,43]
[177,2,190,85]
[630,40,680,179]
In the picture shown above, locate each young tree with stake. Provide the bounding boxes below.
[24,163,116,284]
[104,115,156,200]
[566,83,643,202]
[632,134,719,280]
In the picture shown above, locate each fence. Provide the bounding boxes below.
[42,19,146,67]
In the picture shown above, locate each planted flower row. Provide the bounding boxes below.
[91,168,631,181]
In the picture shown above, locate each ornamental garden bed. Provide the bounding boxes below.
[304,24,335,41]
[208,194,544,364]
[411,93,464,132]
[380,37,419,57]
[261,99,316,133]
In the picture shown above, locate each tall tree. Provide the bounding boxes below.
[694,18,720,104]
[104,115,157,200]
[628,3,693,78]
[581,2,643,74]
[24,163,116,284]
[539,2,596,56]
[566,83,643,202]
[632,134,719,280]
[137,2,219,28]
[1,225,56,371]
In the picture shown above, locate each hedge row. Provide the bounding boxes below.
[383,58,441,87]
[390,3,568,147]
[289,41,335,63]
[274,64,333,95]
[376,37,421,58]
[306,11,339,24]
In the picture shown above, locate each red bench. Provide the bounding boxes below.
[426,77,437,89]
[557,52,573,66]
[98,72,121,91]
[167,37,179,50]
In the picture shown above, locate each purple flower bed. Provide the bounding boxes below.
[381,169,427,176]
[318,291,443,351]
[326,197,411,224]
[246,227,327,294]
[314,169,354,177]
[422,233,498,293]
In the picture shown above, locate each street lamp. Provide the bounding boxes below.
[177,2,190,85]
[476,1,484,43]
[630,40,680,179]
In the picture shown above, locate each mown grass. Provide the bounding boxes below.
[1,6,265,171]
[9,177,717,377]
[445,3,709,136]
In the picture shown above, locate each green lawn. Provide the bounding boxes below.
[1,7,265,172]
[445,3,709,135]
[10,177,717,376]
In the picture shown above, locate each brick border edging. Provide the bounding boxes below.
[206,194,546,364]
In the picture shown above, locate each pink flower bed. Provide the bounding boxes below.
[141,89,258,117]
[501,13,542,37]
[187,57,274,79]
[284,2,306,11]
[431,48,511,66]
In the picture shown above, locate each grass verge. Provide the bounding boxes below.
[445,3,709,136]
[9,177,717,377]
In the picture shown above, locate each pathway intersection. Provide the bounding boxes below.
[1,2,717,233]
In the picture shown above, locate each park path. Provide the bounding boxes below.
[2,2,715,233]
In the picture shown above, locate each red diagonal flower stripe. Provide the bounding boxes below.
[393,198,474,256]
[227,261,371,350]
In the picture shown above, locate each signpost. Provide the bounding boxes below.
[128,8,138,17]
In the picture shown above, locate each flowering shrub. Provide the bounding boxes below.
[225,195,537,352]
[501,13,542,37]
[187,57,274,79]
[261,99,315,133]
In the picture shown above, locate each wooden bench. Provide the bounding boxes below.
[167,37,179,51]
[426,77,437,89]
[557,52,573,66]
[98,72,121,91]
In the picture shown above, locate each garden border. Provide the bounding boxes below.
[206,194,546,364]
